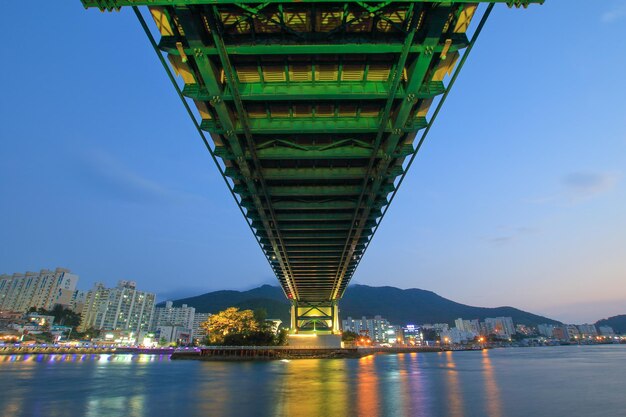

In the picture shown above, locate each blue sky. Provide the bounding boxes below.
[1,1,625,323]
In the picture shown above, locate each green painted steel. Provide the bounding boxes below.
[82,0,542,332]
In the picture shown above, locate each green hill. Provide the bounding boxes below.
[162,284,561,327]
[595,315,626,334]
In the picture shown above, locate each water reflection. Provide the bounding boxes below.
[272,359,351,416]
[357,355,380,416]
[0,353,167,363]
[444,351,464,417]
[2,347,619,417]
[482,350,503,417]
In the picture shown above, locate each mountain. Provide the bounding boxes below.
[595,315,626,334]
[162,284,561,327]
[339,285,560,326]
[161,285,292,323]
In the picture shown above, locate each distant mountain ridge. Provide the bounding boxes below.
[161,284,561,327]
[595,315,626,334]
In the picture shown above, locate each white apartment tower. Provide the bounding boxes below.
[192,312,211,341]
[342,315,391,342]
[152,301,195,329]
[0,268,79,312]
[79,281,155,336]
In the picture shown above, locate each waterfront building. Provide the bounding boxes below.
[598,326,615,336]
[69,290,87,313]
[484,317,515,338]
[566,324,580,340]
[537,324,556,338]
[156,325,192,345]
[342,315,391,342]
[401,324,422,345]
[454,318,480,336]
[432,323,450,332]
[576,324,598,338]
[552,326,568,341]
[0,268,79,312]
[192,312,210,342]
[78,281,155,338]
[152,301,195,330]
[440,328,475,344]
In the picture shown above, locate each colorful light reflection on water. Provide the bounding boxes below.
[0,346,625,417]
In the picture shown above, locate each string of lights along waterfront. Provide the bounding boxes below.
[79,0,542,335]
[1,346,625,417]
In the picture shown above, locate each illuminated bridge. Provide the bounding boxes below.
[82,0,542,334]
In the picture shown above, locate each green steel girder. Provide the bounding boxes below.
[260,236,369,245]
[202,116,421,135]
[80,0,543,315]
[269,184,393,197]
[215,143,413,160]
[252,212,379,223]
[252,220,376,231]
[260,231,355,239]
[175,7,298,299]
[331,8,449,299]
[226,166,403,180]
[328,3,426,299]
[286,247,361,253]
[160,36,469,56]
[83,0,545,10]
[183,81,444,101]
[242,199,387,211]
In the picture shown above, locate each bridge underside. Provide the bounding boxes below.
[83,0,542,333]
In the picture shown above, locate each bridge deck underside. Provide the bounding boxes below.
[82,0,542,306]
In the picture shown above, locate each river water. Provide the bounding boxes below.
[0,345,624,417]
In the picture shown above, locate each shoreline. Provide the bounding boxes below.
[171,346,469,361]
[1,343,621,360]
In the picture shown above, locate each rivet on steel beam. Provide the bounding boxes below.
[440,39,452,60]
[175,42,188,63]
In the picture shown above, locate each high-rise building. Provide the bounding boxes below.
[598,326,615,336]
[577,324,598,338]
[455,318,480,336]
[192,312,210,342]
[552,326,568,340]
[565,324,580,339]
[0,268,79,312]
[484,317,515,338]
[152,301,195,330]
[69,290,87,313]
[537,324,556,338]
[78,281,155,337]
[342,315,390,342]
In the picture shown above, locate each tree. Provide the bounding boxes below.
[202,307,260,345]
[201,307,288,346]
[342,331,358,342]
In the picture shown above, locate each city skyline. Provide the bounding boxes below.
[2,2,626,324]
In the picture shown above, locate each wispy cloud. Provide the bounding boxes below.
[77,149,202,205]
[484,226,537,247]
[602,5,626,22]
[562,171,619,201]
[528,170,620,205]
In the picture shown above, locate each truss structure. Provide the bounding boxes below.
[82,0,543,332]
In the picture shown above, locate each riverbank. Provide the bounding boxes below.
[171,346,455,361]
[0,346,182,355]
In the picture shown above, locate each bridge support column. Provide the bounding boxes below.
[291,300,340,334]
